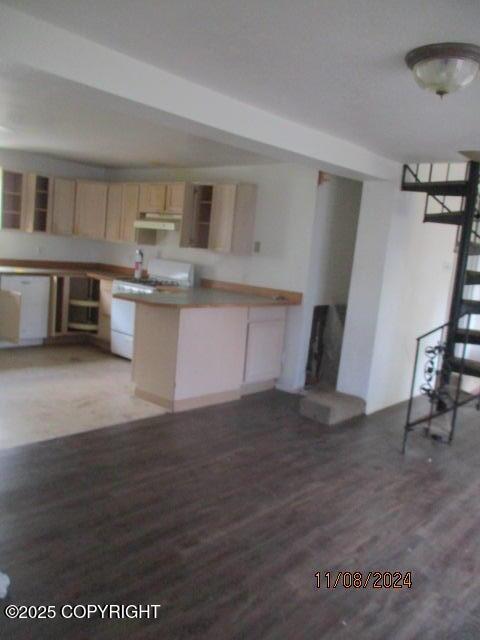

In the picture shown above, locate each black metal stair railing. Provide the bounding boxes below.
[402,313,476,452]
[401,160,480,452]
[402,163,467,225]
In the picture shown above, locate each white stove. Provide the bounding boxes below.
[111,258,194,359]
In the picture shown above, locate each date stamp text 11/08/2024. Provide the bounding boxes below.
[315,571,413,590]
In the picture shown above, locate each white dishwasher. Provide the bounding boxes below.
[0,275,50,342]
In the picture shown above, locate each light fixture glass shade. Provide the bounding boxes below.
[412,56,479,95]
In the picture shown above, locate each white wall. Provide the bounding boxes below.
[337,180,399,402]
[0,149,106,180]
[0,148,107,263]
[366,191,456,413]
[307,177,362,307]
[338,175,457,413]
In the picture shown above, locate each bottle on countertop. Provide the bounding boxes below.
[134,249,144,280]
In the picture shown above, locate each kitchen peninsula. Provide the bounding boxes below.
[114,283,301,412]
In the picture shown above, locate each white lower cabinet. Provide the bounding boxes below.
[0,276,50,343]
[243,306,287,386]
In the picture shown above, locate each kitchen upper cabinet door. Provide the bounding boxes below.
[105,183,123,242]
[121,183,140,243]
[165,182,186,214]
[21,173,36,232]
[51,178,76,236]
[74,181,108,240]
[208,184,237,253]
[231,184,257,255]
[138,183,166,214]
[21,174,53,234]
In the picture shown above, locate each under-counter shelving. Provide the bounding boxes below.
[67,277,100,334]
[69,298,100,308]
[67,321,99,332]
[49,275,111,344]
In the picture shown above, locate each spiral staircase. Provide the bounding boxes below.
[402,160,480,451]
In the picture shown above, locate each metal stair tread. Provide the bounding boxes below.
[455,328,480,344]
[450,356,480,377]
[465,270,480,285]
[402,180,468,196]
[424,213,464,225]
[461,299,480,313]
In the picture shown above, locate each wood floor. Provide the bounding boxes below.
[1,390,480,639]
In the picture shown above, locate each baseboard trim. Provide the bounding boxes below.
[241,379,277,395]
[173,389,241,412]
[134,388,173,411]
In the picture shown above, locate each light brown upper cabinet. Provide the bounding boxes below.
[22,174,53,233]
[138,182,189,215]
[105,183,124,242]
[74,180,108,240]
[165,183,186,214]
[138,183,166,214]
[181,183,257,255]
[228,184,257,255]
[208,184,237,252]
[51,178,76,236]
[121,183,140,243]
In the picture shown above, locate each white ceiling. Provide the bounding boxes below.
[2,0,480,163]
[0,63,274,168]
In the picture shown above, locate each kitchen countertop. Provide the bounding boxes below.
[0,266,119,280]
[114,287,298,308]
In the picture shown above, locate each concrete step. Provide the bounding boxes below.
[300,389,365,426]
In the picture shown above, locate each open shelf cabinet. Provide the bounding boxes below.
[50,276,100,337]
[1,170,23,230]
[68,277,100,333]
[32,175,51,232]
[190,185,213,249]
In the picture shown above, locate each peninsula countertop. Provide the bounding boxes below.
[113,287,300,308]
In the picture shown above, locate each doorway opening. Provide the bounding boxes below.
[304,174,362,391]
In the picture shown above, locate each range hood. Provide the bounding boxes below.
[134,213,182,232]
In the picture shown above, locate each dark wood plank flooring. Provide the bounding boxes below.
[1,390,480,639]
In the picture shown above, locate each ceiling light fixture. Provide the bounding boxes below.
[405,42,480,97]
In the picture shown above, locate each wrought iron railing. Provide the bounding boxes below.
[402,163,469,220]
[402,313,476,452]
